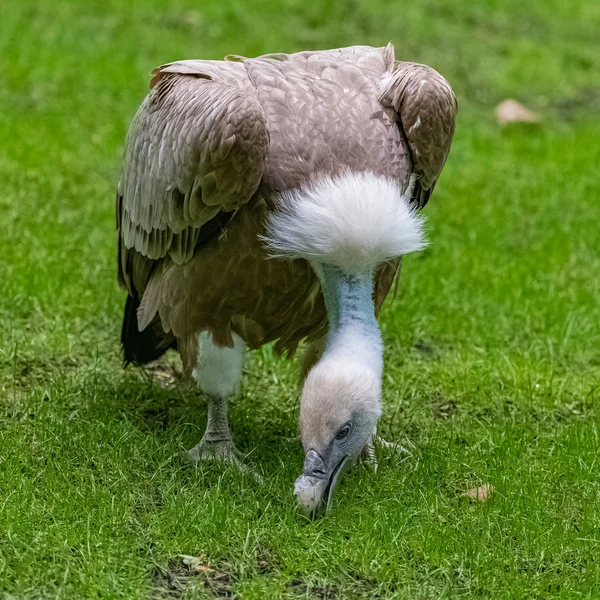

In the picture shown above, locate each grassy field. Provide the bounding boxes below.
[1,0,599,597]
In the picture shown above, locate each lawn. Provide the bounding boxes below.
[1,0,599,597]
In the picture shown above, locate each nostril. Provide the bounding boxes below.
[304,449,327,478]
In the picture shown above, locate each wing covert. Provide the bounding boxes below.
[117,63,269,279]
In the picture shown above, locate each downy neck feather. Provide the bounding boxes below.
[314,263,383,376]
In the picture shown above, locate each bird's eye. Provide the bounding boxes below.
[335,424,352,441]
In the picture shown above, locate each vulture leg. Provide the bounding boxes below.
[360,436,412,472]
[183,332,260,480]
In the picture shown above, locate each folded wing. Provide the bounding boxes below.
[378,59,457,208]
[117,61,269,295]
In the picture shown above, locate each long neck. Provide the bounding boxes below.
[317,264,383,375]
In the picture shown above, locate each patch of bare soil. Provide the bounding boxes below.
[151,555,233,599]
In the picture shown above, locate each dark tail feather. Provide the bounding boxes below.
[121,295,176,366]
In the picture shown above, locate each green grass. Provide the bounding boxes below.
[1,0,599,597]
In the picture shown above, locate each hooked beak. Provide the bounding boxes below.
[294,449,350,519]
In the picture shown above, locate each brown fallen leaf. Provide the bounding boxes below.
[496,99,541,125]
[466,483,495,502]
[179,554,214,574]
[147,352,184,386]
[196,565,216,575]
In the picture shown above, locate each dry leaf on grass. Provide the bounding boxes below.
[147,351,184,386]
[179,554,214,574]
[496,99,541,124]
[466,483,495,502]
[147,363,180,386]
[170,555,232,597]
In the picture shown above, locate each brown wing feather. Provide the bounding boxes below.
[378,60,457,208]
[117,61,269,299]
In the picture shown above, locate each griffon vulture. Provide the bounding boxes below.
[116,44,457,517]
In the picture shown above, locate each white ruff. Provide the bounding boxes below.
[264,171,426,275]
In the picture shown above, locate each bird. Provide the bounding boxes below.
[116,43,457,518]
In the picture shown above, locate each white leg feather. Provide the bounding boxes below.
[185,332,260,481]
[193,331,245,399]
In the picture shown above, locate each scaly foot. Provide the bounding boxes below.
[183,438,263,483]
[361,436,411,472]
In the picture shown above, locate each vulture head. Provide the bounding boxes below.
[295,359,382,517]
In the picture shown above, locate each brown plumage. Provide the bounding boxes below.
[116,44,457,372]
